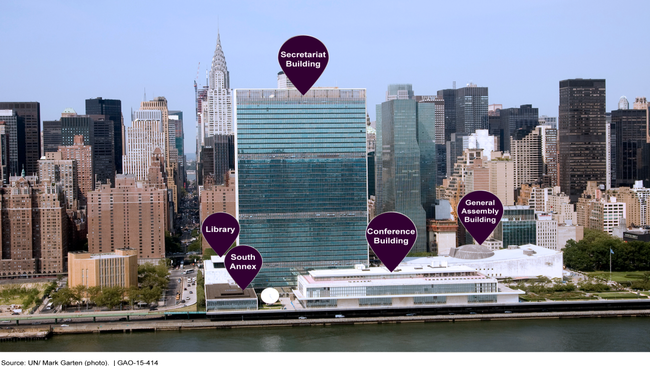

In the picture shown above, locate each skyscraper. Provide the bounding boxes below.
[59,135,93,207]
[123,110,166,182]
[87,175,167,261]
[204,33,232,138]
[0,102,40,176]
[199,33,233,188]
[140,97,179,213]
[0,109,25,176]
[0,176,68,276]
[416,95,446,185]
[58,110,115,187]
[43,120,62,154]
[38,152,77,210]
[612,108,649,187]
[511,127,543,188]
[0,122,9,184]
[436,88,457,143]
[493,104,539,153]
[236,88,368,287]
[170,110,185,186]
[455,84,489,135]
[376,84,436,252]
[85,98,123,174]
[558,79,606,201]
[438,84,488,168]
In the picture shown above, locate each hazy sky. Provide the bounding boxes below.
[2,0,649,159]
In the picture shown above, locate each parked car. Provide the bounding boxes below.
[335,314,345,318]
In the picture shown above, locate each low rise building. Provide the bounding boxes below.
[293,263,523,309]
[68,248,138,288]
[406,244,563,280]
[204,255,258,312]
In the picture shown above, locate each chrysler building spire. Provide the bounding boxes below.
[203,32,233,139]
[209,32,229,90]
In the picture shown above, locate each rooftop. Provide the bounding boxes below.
[405,244,559,266]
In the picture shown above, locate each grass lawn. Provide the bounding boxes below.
[588,271,647,284]
[594,292,645,299]
[0,283,48,306]
[544,292,595,301]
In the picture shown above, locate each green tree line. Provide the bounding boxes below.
[53,261,169,310]
[564,229,650,271]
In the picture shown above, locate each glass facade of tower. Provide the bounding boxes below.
[377,98,429,252]
[559,79,606,202]
[494,206,536,247]
[613,109,649,188]
[235,89,368,288]
[86,98,122,174]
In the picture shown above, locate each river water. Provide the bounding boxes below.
[2,317,649,352]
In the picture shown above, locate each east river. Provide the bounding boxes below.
[2,317,650,352]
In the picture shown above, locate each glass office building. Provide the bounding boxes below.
[494,206,536,247]
[375,86,435,252]
[235,88,368,288]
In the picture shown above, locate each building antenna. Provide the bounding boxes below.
[144,88,146,102]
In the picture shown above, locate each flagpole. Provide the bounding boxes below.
[610,247,612,283]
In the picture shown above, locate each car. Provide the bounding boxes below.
[189,291,193,294]
[180,300,186,303]
[63,318,71,322]
[405,313,417,316]
[449,313,455,315]
[60,324,69,327]
[505,311,512,314]
[186,297,191,300]
[1,320,10,324]
[334,314,345,318]
[184,288,187,290]
[298,316,307,320]
[470,312,477,315]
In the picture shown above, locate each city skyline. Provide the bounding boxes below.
[2,1,650,158]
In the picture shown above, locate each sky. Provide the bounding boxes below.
[2,0,649,160]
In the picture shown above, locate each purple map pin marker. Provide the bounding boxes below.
[278,35,329,95]
[225,245,263,290]
[457,190,504,245]
[366,212,417,272]
[201,212,240,256]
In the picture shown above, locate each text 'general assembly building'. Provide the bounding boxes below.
[235,88,369,288]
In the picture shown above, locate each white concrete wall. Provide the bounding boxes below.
[447,295,469,305]
[436,232,457,255]
[497,293,520,303]
[393,297,413,307]
[455,252,563,279]
[337,299,358,308]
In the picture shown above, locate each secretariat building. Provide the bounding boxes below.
[235,88,368,287]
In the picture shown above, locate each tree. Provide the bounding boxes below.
[140,286,162,306]
[126,287,142,309]
[88,286,103,307]
[138,262,170,289]
[71,285,87,310]
[52,288,75,308]
[102,287,125,310]
[188,240,202,253]
[22,294,35,310]
[165,231,182,254]
[203,248,217,260]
